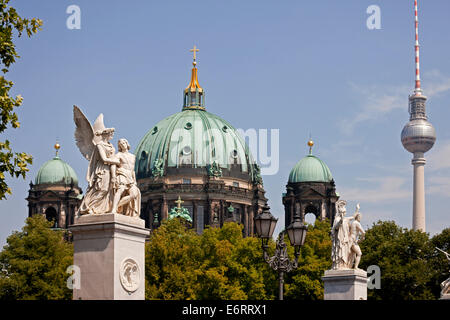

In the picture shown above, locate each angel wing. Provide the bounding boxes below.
[92,113,105,145]
[73,105,95,160]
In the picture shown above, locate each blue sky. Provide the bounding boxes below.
[1,0,450,246]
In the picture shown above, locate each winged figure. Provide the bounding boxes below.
[73,106,119,215]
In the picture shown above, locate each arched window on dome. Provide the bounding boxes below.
[179,146,192,166]
[304,204,318,226]
[45,206,58,228]
[229,149,242,166]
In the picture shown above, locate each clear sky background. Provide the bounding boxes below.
[0,0,449,246]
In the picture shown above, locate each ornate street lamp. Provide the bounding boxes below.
[254,205,308,300]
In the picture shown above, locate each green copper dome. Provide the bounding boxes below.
[288,154,333,183]
[35,156,79,186]
[135,57,262,185]
[135,109,261,182]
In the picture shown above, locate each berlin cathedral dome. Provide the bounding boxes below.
[135,48,267,235]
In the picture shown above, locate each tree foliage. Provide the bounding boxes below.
[284,219,331,300]
[0,214,73,300]
[145,218,277,300]
[0,0,42,199]
[359,221,450,300]
[429,228,450,298]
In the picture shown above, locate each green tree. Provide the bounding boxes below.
[359,220,435,300]
[284,219,332,300]
[429,228,450,298]
[0,0,42,199]
[0,214,73,300]
[145,218,277,300]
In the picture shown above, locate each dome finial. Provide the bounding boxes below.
[54,140,61,157]
[307,136,314,155]
[183,45,205,111]
[190,45,199,67]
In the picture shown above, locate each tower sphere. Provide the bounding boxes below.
[401,119,436,154]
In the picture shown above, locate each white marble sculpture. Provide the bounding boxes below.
[110,138,141,217]
[331,200,365,270]
[436,247,450,298]
[73,106,140,217]
[348,206,365,270]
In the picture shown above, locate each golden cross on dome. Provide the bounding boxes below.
[175,196,184,209]
[190,45,199,64]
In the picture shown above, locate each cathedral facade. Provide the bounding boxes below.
[27,50,340,236]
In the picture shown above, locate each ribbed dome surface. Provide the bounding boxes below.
[135,109,259,180]
[288,155,333,183]
[35,156,79,186]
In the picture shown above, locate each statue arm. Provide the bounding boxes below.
[357,222,365,239]
[97,144,120,165]
[131,154,137,183]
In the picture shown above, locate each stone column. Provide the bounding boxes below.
[243,205,249,237]
[192,202,197,230]
[248,206,254,236]
[321,201,326,220]
[161,198,168,221]
[70,214,150,300]
[412,154,426,231]
[322,269,367,300]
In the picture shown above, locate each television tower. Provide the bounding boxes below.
[401,0,436,231]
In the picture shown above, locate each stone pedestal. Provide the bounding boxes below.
[441,293,450,300]
[69,213,150,300]
[322,269,367,300]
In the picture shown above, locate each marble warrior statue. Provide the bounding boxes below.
[331,200,365,270]
[73,106,140,216]
[348,204,365,270]
[331,200,351,269]
[436,247,450,297]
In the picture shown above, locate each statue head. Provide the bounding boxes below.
[354,212,362,222]
[96,128,115,141]
[336,200,347,216]
[118,138,130,152]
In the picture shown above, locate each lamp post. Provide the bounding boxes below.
[254,205,308,300]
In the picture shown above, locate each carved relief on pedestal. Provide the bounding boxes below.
[119,258,141,293]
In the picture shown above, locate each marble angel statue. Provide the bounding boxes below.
[73,106,120,215]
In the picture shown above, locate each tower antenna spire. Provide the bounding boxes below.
[414,0,422,95]
[401,0,436,232]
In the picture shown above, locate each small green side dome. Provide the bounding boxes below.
[35,156,79,186]
[288,154,332,183]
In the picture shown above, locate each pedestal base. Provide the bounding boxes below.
[322,269,367,300]
[441,294,450,300]
[69,213,150,300]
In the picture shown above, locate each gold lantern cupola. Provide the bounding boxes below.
[183,45,205,111]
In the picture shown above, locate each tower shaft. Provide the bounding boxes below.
[412,154,426,231]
